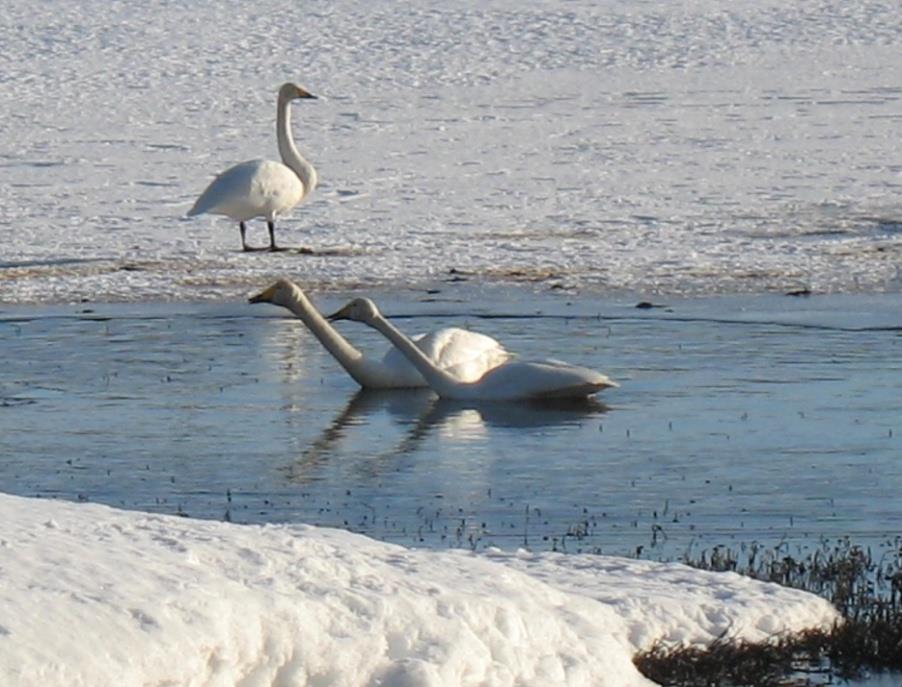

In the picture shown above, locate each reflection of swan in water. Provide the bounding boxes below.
[284,390,434,482]
[329,298,617,401]
[250,279,510,389]
[284,389,608,483]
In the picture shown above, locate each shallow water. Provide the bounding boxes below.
[2,288,900,564]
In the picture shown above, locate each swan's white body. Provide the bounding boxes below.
[191,160,306,222]
[189,83,318,251]
[249,280,510,389]
[330,298,618,402]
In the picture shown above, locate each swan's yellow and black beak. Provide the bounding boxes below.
[297,86,318,100]
[249,285,278,304]
[326,304,352,322]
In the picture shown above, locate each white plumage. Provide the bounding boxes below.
[381,327,509,386]
[249,279,510,389]
[188,83,318,252]
[328,298,618,401]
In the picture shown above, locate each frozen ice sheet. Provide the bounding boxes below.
[2,0,901,303]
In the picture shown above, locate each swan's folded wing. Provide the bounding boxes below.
[413,327,510,383]
[189,160,267,217]
[380,328,508,383]
[189,160,304,220]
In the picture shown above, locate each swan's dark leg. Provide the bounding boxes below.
[239,222,251,252]
[267,221,280,251]
[267,222,290,252]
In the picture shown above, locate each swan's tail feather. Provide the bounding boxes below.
[187,194,212,217]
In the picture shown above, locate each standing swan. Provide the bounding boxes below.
[188,83,318,252]
[328,298,617,401]
[249,279,510,389]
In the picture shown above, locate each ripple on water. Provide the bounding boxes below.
[1,292,900,560]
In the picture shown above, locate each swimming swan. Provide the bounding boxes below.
[328,298,617,401]
[188,83,318,252]
[249,279,510,389]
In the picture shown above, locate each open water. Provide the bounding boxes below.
[2,288,900,566]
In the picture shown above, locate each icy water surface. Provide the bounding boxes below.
[3,0,902,302]
[2,287,900,562]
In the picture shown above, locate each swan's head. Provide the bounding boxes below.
[327,298,381,325]
[279,82,317,102]
[249,278,299,306]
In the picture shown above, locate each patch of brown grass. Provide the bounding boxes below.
[634,539,902,685]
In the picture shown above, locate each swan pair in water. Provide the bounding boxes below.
[250,280,616,402]
[189,83,318,252]
[186,83,615,399]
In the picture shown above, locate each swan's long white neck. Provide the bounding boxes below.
[277,95,318,196]
[279,286,369,385]
[369,313,466,398]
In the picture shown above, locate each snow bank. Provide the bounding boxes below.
[0,493,838,686]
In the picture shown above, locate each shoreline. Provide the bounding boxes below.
[3,284,901,331]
